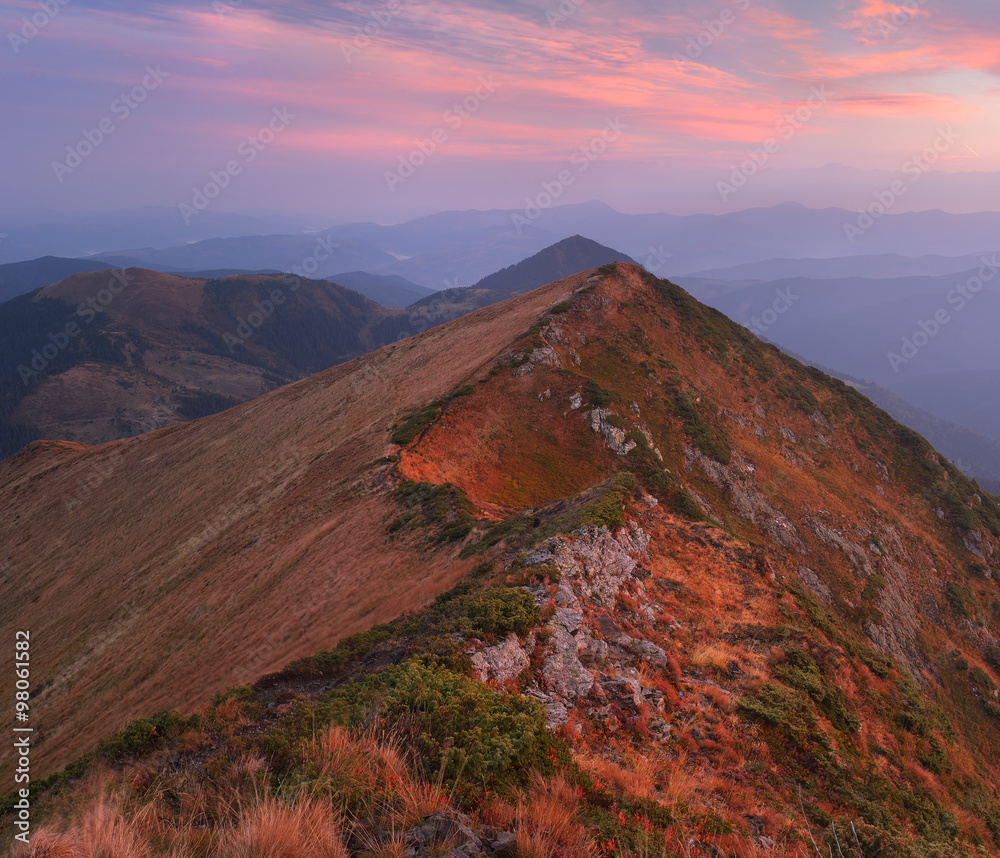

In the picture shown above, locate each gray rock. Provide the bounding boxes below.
[491,832,518,857]
[795,566,833,604]
[541,626,595,699]
[601,676,644,712]
[618,634,668,667]
[589,407,637,456]
[470,633,531,685]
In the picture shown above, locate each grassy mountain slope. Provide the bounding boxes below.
[5,264,1000,857]
[0,274,578,786]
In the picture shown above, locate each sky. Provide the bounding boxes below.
[2,0,1000,222]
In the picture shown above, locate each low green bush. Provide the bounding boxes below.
[325,659,559,788]
[95,710,199,762]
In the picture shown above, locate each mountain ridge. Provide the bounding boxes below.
[4,263,1000,856]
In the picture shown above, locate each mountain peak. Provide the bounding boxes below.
[469,235,637,294]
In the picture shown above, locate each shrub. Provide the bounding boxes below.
[391,403,441,445]
[776,646,859,733]
[287,624,395,676]
[673,393,731,463]
[325,659,559,789]
[737,682,810,728]
[985,645,1000,675]
[777,381,818,414]
[585,379,613,409]
[417,583,541,640]
[578,472,636,529]
[393,480,476,541]
[95,710,199,762]
[861,574,887,602]
[460,513,534,557]
[971,666,995,691]
[945,582,973,619]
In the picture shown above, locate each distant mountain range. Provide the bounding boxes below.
[325,270,434,307]
[0,236,631,458]
[7,201,1000,289]
[685,251,1000,282]
[3,217,1000,484]
[0,255,287,305]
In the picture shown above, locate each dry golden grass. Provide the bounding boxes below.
[689,643,732,672]
[0,271,587,782]
[14,829,84,857]
[703,685,734,712]
[486,774,594,858]
[221,795,347,858]
[17,797,154,858]
[310,725,449,829]
[18,775,350,858]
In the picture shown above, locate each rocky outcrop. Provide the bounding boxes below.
[470,633,532,685]
[587,408,637,456]
[685,446,803,549]
[365,811,517,858]
[795,566,833,604]
[469,522,675,738]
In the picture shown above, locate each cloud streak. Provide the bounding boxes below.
[2,0,998,216]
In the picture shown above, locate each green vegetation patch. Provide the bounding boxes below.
[324,658,559,788]
[95,710,200,762]
[577,471,636,529]
[392,480,476,542]
[775,645,859,733]
[460,513,534,557]
[777,380,819,415]
[285,624,396,677]
[585,378,614,408]
[406,582,540,642]
[672,392,731,463]
[391,402,441,445]
[737,681,813,730]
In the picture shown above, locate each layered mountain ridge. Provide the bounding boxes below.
[3,264,1000,856]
